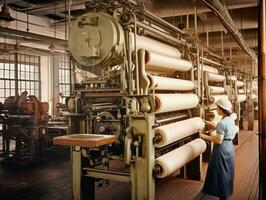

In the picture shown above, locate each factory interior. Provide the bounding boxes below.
[0,0,265,199]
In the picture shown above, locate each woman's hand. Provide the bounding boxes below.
[204,120,216,130]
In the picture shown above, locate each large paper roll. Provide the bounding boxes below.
[237,94,247,102]
[155,94,199,113]
[148,75,194,91]
[131,34,181,58]
[238,89,245,94]
[209,86,225,94]
[207,72,225,82]
[209,95,229,104]
[237,81,244,87]
[231,113,237,121]
[155,138,206,178]
[155,117,205,148]
[145,52,193,73]
[228,75,237,81]
[200,64,219,74]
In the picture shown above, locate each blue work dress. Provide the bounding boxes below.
[203,116,236,199]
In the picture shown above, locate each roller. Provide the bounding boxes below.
[237,81,244,87]
[148,75,194,91]
[238,89,245,94]
[231,113,237,121]
[237,94,247,102]
[209,95,229,104]
[155,94,199,114]
[228,75,237,81]
[155,117,205,148]
[145,51,193,73]
[209,86,225,94]
[252,94,257,99]
[207,72,226,82]
[199,64,219,74]
[155,138,206,178]
[131,34,181,58]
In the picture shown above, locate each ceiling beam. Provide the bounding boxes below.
[151,2,257,18]
[0,27,66,47]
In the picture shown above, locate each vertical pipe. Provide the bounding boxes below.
[186,7,189,29]
[133,14,140,95]
[194,5,198,36]
[14,53,19,98]
[206,14,209,48]
[259,1,266,199]
[221,31,224,57]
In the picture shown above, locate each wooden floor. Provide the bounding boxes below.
[0,122,259,200]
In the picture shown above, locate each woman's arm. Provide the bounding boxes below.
[200,131,224,144]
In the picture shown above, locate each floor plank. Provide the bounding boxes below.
[0,122,259,200]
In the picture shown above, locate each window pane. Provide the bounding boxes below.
[0,80,4,88]
[0,70,3,78]
[10,63,14,70]
[10,81,15,89]
[10,70,14,78]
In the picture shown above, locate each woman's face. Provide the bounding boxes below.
[216,106,223,116]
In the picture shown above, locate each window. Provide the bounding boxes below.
[0,53,41,103]
[18,54,40,97]
[59,54,70,104]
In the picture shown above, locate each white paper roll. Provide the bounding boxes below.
[207,72,225,82]
[155,117,205,148]
[155,138,206,178]
[209,86,225,94]
[231,113,237,121]
[131,34,181,59]
[199,64,219,74]
[155,94,199,114]
[237,81,244,87]
[209,95,229,104]
[238,89,245,94]
[228,75,237,81]
[148,75,194,91]
[237,94,247,102]
[145,52,193,73]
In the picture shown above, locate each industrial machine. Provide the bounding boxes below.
[0,91,49,165]
[54,0,207,199]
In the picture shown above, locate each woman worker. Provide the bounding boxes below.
[200,98,236,200]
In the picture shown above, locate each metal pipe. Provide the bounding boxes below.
[221,31,224,57]
[142,8,184,35]
[136,21,184,46]
[133,14,140,95]
[126,0,184,35]
[14,53,18,98]
[202,57,223,67]
[258,1,266,199]
[200,0,257,62]
[138,49,149,95]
